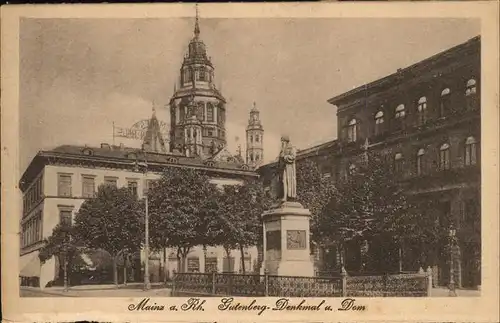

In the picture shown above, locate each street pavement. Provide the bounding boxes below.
[431,287,480,297]
[20,283,172,297]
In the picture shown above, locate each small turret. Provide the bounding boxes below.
[246,102,264,168]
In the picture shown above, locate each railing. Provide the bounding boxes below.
[172,267,433,297]
[346,272,429,297]
[172,272,342,297]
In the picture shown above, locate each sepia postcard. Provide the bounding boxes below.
[1,2,499,323]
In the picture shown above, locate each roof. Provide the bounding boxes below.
[327,36,480,106]
[19,144,257,191]
[257,139,339,171]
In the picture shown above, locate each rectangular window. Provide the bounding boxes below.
[128,181,138,197]
[143,179,155,196]
[104,177,118,187]
[205,257,218,273]
[223,257,235,273]
[59,210,72,226]
[187,257,200,273]
[82,176,95,198]
[58,174,72,197]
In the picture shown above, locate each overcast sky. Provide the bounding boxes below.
[19,17,480,173]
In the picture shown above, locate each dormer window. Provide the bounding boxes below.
[82,148,94,156]
[417,97,428,125]
[347,119,358,143]
[374,110,384,135]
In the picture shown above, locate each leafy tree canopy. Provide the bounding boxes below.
[73,185,144,257]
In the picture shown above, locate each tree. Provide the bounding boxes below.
[38,223,84,290]
[296,159,337,249]
[147,167,219,273]
[72,185,144,286]
[317,152,416,271]
[215,180,272,273]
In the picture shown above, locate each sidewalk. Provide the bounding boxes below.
[21,283,172,297]
[431,287,481,297]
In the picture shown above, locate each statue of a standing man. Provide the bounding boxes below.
[277,135,297,202]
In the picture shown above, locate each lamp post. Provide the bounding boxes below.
[135,158,150,291]
[448,226,457,297]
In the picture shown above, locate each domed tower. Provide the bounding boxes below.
[169,5,227,156]
[246,102,264,168]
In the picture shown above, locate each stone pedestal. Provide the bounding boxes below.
[260,201,315,277]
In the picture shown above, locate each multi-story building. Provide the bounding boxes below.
[259,36,481,288]
[19,11,265,288]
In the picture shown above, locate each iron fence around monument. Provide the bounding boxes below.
[172,272,342,297]
[172,268,432,297]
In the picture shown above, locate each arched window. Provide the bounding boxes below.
[417,96,428,125]
[416,148,425,175]
[466,79,477,96]
[395,104,406,130]
[394,152,404,173]
[466,79,478,111]
[374,110,384,135]
[465,136,478,166]
[347,119,357,143]
[395,104,406,118]
[440,88,451,117]
[439,143,451,170]
[255,135,260,143]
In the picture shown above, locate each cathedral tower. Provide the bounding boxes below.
[169,5,227,157]
[246,102,264,168]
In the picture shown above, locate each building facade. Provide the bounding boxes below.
[19,11,265,288]
[259,36,481,288]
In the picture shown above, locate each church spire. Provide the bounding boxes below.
[194,4,200,37]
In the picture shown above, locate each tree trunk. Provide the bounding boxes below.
[239,245,246,274]
[203,245,207,273]
[113,256,118,287]
[123,264,127,286]
[180,247,190,273]
[63,255,68,292]
[163,248,168,284]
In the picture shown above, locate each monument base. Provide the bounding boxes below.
[261,201,315,278]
